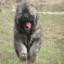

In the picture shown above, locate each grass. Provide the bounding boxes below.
[0,7,64,64]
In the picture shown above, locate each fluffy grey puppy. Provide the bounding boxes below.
[14,0,43,63]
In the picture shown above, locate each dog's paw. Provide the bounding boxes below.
[20,52,27,60]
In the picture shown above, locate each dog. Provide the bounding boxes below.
[14,0,43,63]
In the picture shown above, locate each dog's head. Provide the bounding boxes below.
[15,4,38,34]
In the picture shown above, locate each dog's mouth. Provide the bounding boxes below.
[24,21,32,30]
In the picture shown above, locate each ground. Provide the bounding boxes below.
[0,6,64,64]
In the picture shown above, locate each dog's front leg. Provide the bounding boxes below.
[28,26,42,63]
[14,39,27,60]
[29,38,41,63]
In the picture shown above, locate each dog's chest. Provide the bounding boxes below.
[21,35,31,48]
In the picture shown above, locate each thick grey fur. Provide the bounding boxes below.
[14,0,43,63]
